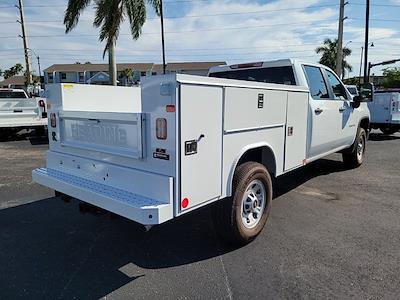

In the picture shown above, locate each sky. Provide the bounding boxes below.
[0,0,399,77]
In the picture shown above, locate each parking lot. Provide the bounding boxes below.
[0,131,399,299]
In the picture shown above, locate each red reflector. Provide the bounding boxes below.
[50,113,57,128]
[38,100,45,108]
[182,198,189,209]
[166,105,175,113]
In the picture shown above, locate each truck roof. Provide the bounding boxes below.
[209,59,330,74]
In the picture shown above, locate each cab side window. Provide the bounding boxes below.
[325,70,348,100]
[303,66,330,100]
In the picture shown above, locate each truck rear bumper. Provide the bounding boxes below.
[32,168,173,225]
[0,120,47,128]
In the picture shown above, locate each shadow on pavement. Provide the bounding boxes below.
[368,133,400,141]
[0,158,347,299]
[28,135,49,145]
[0,129,48,145]
[274,158,346,199]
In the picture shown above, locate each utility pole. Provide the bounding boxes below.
[363,0,370,82]
[16,0,32,86]
[15,0,32,85]
[336,0,347,78]
[160,0,167,74]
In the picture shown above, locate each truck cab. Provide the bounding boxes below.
[209,59,370,162]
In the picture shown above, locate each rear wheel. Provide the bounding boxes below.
[342,127,367,168]
[380,126,398,135]
[212,162,272,245]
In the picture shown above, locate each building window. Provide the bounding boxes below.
[152,72,157,75]
[48,74,53,83]
[79,72,84,83]
[60,73,67,80]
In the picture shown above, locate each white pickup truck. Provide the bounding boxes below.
[368,91,400,134]
[0,88,47,137]
[33,59,372,245]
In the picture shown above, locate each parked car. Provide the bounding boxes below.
[33,59,372,245]
[0,88,47,137]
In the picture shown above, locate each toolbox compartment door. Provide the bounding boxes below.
[179,84,223,211]
[284,91,308,171]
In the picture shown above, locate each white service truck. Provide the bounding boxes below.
[368,91,400,134]
[32,60,372,244]
[0,88,47,137]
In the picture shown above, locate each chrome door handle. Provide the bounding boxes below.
[314,108,323,114]
[339,107,346,112]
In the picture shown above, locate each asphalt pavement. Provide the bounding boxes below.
[0,131,399,299]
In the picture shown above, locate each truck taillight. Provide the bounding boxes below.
[156,118,167,140]
[50,113,57,128]
[38,100,45,108]
[166,105,175,113]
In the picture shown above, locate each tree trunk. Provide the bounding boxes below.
[108,41,117,86]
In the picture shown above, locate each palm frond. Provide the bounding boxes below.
[94,0,125,56]
[64,0,92,33]
[147,0,161,16]
[124,0,146,40]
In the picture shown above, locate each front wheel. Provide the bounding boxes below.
[342,127,367,168]
[212,162,273,245]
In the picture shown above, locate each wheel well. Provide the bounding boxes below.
[360,118,370,132]
[236,146,277,177]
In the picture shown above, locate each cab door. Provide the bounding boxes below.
[304,65,343,158]
[323,69,357,148]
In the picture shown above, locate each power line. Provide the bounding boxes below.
[0,19,338,39]
[0,4,340,24]
[350,2,400,8]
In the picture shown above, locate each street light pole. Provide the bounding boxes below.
[37,55,41,78]
[368,59,400,82]
[363,0,370,82]
[28,48,41,78]
[160,0,167,74]
[359,46,364,84]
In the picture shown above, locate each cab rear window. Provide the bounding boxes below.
[209,66,296,85]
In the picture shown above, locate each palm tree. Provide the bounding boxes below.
[316,38,352,79]
[120,68,134,86]
[64,0,160,86]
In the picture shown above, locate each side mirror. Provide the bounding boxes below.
[355,83,374,102]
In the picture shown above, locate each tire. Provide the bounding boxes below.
[342,127,367,168]
[212,162,273,245]
[380,126,398,135]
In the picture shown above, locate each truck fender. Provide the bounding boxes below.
[226,142,277,197]
[346,117,370,153]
